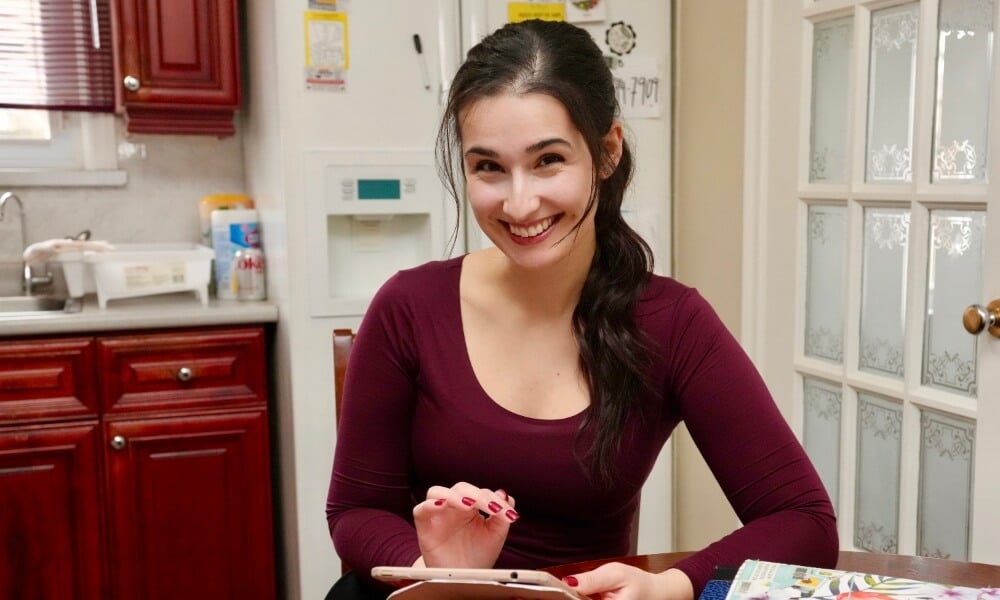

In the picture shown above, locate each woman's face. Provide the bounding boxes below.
[459,93,620,271]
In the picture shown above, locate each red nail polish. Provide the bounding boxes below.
[434,499,445,506]
[487,501,502,513]
[461,496,476,506]
[563,575,578,587]
[505,509,519,521]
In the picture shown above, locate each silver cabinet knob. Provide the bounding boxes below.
[176,366,193,382]
[110,435,127,451]
[123,75,140,92]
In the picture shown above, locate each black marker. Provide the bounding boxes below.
[413,34,431,91]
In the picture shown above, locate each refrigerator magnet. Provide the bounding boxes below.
[605,21,637,56]
[566,0,607,23]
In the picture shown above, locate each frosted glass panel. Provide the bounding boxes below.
[855,393,902,553]
[932,0,994,183]
[810,18,853,183]
[803,377,841,510]
[805,205,846,361]
[866,3,919,183]
[860,207,910,377]
[918,410,974,559]
[923,210,985,395]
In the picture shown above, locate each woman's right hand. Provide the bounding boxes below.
[412,481,520,568]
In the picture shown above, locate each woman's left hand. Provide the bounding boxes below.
[564,563,694,600]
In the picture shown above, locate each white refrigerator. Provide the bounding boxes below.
[242,2,672,598]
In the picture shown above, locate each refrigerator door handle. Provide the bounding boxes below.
[436,0,460,104]
[438,0,489,105]
[460,0,490,57]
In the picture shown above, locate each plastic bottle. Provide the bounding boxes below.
[211,208,261,300]
[199,194,253,248]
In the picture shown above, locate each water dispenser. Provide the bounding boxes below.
[304,148,455,316]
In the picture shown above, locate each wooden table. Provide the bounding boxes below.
[546,551,1000,588]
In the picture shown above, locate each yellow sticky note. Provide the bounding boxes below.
[507,2,566,23]
[304,10,349,69]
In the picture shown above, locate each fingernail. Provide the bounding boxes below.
[563,576,578,587]
[505,509,519,521]
[487,501,502,513]
[434,499,445,506]
[461,496,476,506]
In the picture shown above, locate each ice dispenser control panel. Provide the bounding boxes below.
[340,177,415,201]
[325,161,434,215]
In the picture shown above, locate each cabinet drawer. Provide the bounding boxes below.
[0,338,98,423]
[98,328,266,414]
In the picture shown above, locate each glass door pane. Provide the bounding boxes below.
[860,207,910,377]
[805,205,847,361]
[932,0,995,183]
[803,377,842,510]
[810,18,853,183]
[855,393,902,553]
[866,3,920,183]
[923,209,986,395]
[918,409,975,560]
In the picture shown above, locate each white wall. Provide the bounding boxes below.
[672,0,747,549]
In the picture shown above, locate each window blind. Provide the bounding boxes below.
[0,0,115,112]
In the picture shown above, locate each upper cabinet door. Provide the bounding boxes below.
[114,0,241,135]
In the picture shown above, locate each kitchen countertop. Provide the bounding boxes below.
[0,292,278,337]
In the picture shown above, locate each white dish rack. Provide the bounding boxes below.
[56,243,214,309]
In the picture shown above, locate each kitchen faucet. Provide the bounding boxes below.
[0,191,53,294]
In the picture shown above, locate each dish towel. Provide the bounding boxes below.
[22,239,115,265]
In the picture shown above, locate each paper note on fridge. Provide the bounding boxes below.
[612,55,662,119]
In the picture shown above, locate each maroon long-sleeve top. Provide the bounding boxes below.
[326,257,838,594]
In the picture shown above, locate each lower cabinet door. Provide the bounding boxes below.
[0,422,104,600]
[104,410,275,600]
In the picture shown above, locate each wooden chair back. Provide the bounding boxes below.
[331,328,356,576]
[332,328,355,429]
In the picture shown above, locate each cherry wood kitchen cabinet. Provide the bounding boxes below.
[113,0,241,136]
[0,326,276,600]
[0,423,105,599]
[0,338,103,598]
[104,411,273,599]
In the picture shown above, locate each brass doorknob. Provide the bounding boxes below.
[963,300,1000,338]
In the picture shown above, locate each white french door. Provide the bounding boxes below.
[747,0,1000,562]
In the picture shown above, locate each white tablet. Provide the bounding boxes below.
[370,566,589,599]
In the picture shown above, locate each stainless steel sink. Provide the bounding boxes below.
[0,295,69,314]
